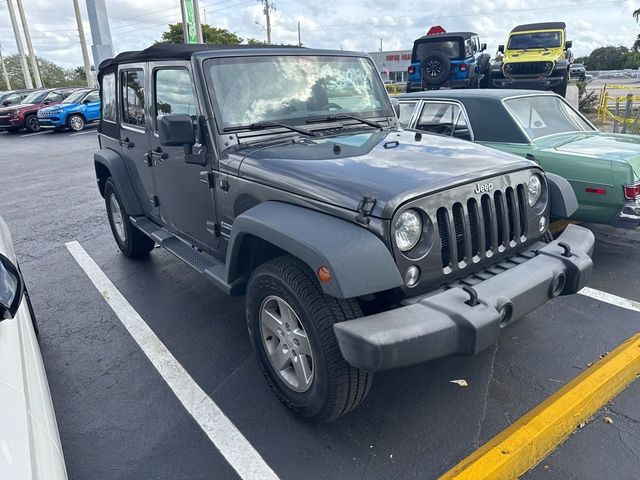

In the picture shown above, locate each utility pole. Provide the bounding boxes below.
[0,44,10,90]
[259,0,274,44]
[180,0,202,43]
[73,0,93,87]
[379,38,382,52]
[5,0,32,89]
[15,0,42,88]
[85,0,114,69]
[297,21,301,47]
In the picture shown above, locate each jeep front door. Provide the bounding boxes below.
[118,65,157,216]
[149,65,219,250]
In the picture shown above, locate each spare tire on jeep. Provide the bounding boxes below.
[421,51,451,87]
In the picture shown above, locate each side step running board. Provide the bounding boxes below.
[130,216,244,296]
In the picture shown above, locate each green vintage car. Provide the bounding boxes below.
[396,89,640,229]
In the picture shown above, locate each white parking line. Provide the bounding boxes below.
[70,130,95,137]
[20,130,52,138]
[65,241,279,480]
[579,287,640,313]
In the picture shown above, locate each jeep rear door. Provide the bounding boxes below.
[118,64,158,217]
[148,63,219,251]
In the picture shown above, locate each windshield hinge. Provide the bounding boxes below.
[355,195,376,225]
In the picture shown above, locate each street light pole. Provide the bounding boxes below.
[73,0,94,87]
[15,0,42,88]
[5,0,33,89]
[0,44,11,90]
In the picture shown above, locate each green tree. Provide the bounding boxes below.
[160,23,243,44]
[634,8,640,52]
[3,54,73,88]
[584,46,629,70]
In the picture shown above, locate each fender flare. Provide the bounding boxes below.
[547,172,578,218]
[226,202,404,298]
[94,148,144,216]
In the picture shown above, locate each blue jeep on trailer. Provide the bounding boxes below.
[406,27,491,92]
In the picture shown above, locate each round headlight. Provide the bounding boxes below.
[528,174,542,207]
[394,210,422,252]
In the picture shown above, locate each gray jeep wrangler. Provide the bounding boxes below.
[94,44,595,422]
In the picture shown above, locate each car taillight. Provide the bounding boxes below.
[408,65,415,74]
[624,182,640,200]
[459,63,467,72]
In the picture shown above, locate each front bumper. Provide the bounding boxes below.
[408,78,473,90]
[37,117,64,128]
[334,224,594,371]
[611,200,640,229]
[0,116,22,128]
[491,74,565,89]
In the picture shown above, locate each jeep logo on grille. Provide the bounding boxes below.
[474,183,494,194]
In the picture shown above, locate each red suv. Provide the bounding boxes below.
[0,88,79,133]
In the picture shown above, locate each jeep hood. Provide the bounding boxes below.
[504,49,563,63]
[235,130,535,218]
[535,131,640,178]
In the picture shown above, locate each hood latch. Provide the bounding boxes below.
[355,195,376,225]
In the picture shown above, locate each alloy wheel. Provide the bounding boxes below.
[70,116,84,131]
[260,295,314,392]
[27,116,40,132]
[109,193,126,243]
[425,59,443,77]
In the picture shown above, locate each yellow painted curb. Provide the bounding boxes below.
[440,332,640,480]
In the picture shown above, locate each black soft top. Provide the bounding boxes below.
[511,22,566,33]
[98,43,302,72]
[413,32,477,42]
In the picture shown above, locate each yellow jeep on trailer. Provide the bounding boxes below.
[491,22,572,97]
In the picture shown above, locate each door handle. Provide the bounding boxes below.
[150,146,169,160]
[119,137,135,149]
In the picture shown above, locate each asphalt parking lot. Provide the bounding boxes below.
[1,128,639,480]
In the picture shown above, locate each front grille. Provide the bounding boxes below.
[505,61,552,76]
[437,185,527,271]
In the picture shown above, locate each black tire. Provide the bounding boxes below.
[478,54,491,88]
[421,51,451,86]
[247,255,373,422]
[553,71,569,97]
[68,114,85,132]
[24,115,40,133]
[104,178,155,258]
[541,229,554,244]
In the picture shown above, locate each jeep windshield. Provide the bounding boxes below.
[20,90,49,104]
[414,40,460,60]
[507,31,562,50]
[204,55,391,130]
[61,90,89,104]
[504,95,592,140]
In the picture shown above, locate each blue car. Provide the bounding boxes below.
[37,88,100,131]
[406,27,491,92]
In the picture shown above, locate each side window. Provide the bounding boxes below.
[154,68,197,128]
[465,40,473,57]
[46,92,63,103]
[5,93,21,104]
[397,101,417,128]
[86,91,100,103]
[102,74,116,122]
[415,102,472,140]
[121,69,145,127]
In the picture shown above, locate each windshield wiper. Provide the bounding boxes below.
[306,114,381,129]
[223,121,316,136]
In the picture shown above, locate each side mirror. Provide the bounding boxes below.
[565,40,573,49]
[0,254,24,321]
[498,45,504,53]
[481,43,487,52]
[158,114,195,152]
[390,98,400,118]
[1,100,10,106]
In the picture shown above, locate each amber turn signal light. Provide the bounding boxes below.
[318,267,332,284]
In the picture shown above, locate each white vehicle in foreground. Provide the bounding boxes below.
[0,215,67,479]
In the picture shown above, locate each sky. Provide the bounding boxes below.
[0,0,639,69]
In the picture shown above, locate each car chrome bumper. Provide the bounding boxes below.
[611,200,640,229]
[334,224,594,372]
